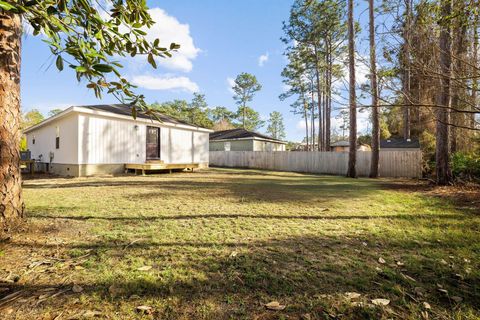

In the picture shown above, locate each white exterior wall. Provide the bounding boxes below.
[253,139,287,151]
[77,112,209,165]
[78,113,145,164]
[160,127,209,164]
[26,113,79,164]
[26,110,210,167]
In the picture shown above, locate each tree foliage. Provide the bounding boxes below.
[48,108,64,117]
[234,106,264,131]
[281,0,347,151]
[151,95,213,129]
[267,111,286,140]
[19,109,45,151]
[231,73,262,129]
[1,0,180,113]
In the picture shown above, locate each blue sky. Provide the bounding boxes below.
[21,0,371,142]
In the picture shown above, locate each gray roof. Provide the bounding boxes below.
[380,138,420,149]
[79,104,196,127]
[210,128,285,143]
[330,140,350,147]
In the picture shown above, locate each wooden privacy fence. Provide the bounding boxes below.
[209,151,422,178]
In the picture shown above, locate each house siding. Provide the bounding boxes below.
[25,110,210,176]
[253,140,286,151]
[26,113,79,164]
[78,113,145,164]
[209,139,254,151]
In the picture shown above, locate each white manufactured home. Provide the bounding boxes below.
[24,104,213,176]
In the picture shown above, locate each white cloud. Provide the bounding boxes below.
[131,74,199,93]
[138,8,200,73]
[258,53,269,67]
[99,6,199,73]
[25,5,199,74]
[227,77,235,94]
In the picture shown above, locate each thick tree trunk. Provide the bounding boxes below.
[369,0,380,178]
[347,0,357,178]
[435,0,453,185]
[0,12,24,233]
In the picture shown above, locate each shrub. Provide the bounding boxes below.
[451,152,480,181]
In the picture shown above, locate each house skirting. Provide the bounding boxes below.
[39,163,209,177]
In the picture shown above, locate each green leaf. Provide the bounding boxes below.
[0,1,16,11]
[55,55,64,71]
[92,64,113,73]
[75,66,88,73]
[147,53,157,69]
[169,43,181,50]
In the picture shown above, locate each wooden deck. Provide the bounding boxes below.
[125,162,200,175]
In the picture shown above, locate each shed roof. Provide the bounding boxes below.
[330,140,350,147]
[380,138,420,149]
[210,128,286,143]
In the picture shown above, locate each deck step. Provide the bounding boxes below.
[125,163,200,174]
[146,160,164,164]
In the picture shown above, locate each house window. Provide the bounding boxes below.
[32,135,35,145]
[55,126,60,149]
[224,142,231,151]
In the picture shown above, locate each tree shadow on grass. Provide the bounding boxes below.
[2,233,479,319]
[23,177,383,208]
[29,212,466,222]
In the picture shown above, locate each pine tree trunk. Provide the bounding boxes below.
[450,4,467,153]
[435,0,453,185]
[0,11,24,233]
[402,0,412,140]
[314,45,323,151]
[317,80,322,151]
[303,96,309,151]
[325,44,332,152]
[471,11,478,131]
[310,91,315,151]
[347,0,357,178]
[242,104,246,129]
[369,0,380,178]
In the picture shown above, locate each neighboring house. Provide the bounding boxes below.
[380,138,420,151]
[330,140,371,152]
[209,128,287,151]
[291,142,319,151]
[24,104,213,177]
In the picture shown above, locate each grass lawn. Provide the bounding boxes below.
[0,168,479,319]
